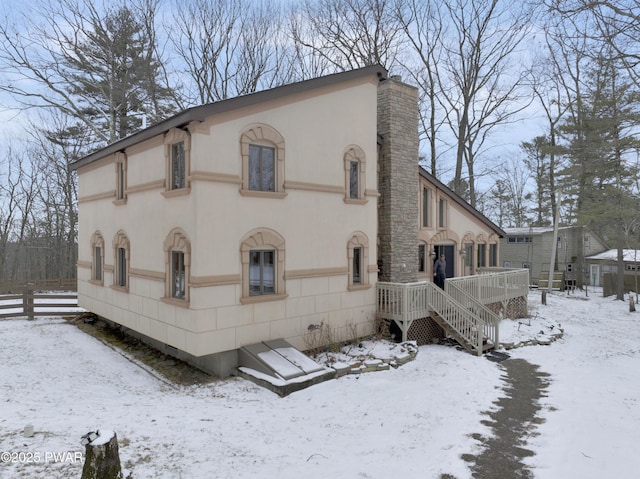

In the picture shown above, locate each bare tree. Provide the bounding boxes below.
[396,0,447,176]
[170,0,291,104]
[435,0,534,206]
[290,0,405,74]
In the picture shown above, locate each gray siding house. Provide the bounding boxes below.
[501,226,607,288]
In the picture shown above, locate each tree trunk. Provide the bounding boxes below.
[81,430,123,479]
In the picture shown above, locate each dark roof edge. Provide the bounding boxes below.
[418,166,506,238]
[71,65,388,171]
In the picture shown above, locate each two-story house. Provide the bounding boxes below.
[72,66,509,379]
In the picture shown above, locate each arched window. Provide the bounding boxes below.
[90,231,105,285]
[347,232,370,290]
[240,124,286,197]
[112,230,130,290]
[240,228,286,303]
[344,146,367,204]
[163,228,191,304]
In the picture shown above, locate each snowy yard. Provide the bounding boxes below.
[1,289,639,478]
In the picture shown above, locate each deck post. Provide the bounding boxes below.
[23,283,34,320]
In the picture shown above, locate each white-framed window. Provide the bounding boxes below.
[438,198,447,228]
[171,251,186,299]
[422,187,430,227]
[477,243,486,267]
[90,232,105,285]
[489,244,498,267]
[248,144,276,192]
[240,124,285,197]
[164,128,191,194]
[347,232,370,290]
[249,250,276,296]
[170,141,186,190]
[114,152,127,203]
[113,230,130,290]
[163,228,191,305]
[418,242,427,273]
[508,236,532,243]
[240,228,286,303]
[344,146,367,204]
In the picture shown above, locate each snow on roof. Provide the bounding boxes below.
[503,226,579,235]
[586,249,640,262]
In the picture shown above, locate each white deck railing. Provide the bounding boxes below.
[376,269,529,355]
[448,268,529,307]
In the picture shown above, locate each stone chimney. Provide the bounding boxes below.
[377,78,419,283]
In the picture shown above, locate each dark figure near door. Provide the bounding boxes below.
[434,254,446,290]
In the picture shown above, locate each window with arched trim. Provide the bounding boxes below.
[90,231,105,285]
[112,230,130,290]
[240,228,286,303]
[163,228,191,304]
[240,124,286,197]
[344,146,367,204]
[347,232,370,290]
[164,128,191,194]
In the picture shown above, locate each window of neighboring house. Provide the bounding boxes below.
[240,228,286,303]
[418,243,427,273]
[163,228,190,305]
[422,187,430,227]
[249,250,276,296]
[90,232,104,284]
[164,128,190,195]
[438,198,447,228]
[522,262,531,269]
[249,144,275,192]
[115,153,127,202]
[348,232,370,290]
[508,236,531,243]
[240,124,285,197]
[344,146,366,203]
[477,244,486,268]
[489,244,497,267]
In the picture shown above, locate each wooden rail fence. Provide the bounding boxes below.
[0,283,81,320]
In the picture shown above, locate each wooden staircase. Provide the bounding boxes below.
[431,312,495,355]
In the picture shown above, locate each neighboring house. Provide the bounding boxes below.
[500,226,608,288]
[72,65,508,378]
[585,249,640,292]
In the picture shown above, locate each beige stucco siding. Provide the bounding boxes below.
[76,78,379,358]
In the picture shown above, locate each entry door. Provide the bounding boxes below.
[434,245,455,279]
[590,264,601,286]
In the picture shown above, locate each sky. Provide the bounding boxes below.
[1,288,639,478]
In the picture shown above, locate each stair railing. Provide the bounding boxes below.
[445,280,500,349]
[428,283,485,356]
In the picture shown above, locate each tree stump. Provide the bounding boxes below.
[630,295,636,313]
[541,291,547,305]
[81,430,123,479]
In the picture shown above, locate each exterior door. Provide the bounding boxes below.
[434,244,455,279]
[590,264,601,286]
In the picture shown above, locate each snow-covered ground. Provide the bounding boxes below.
[1,288,639,478]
